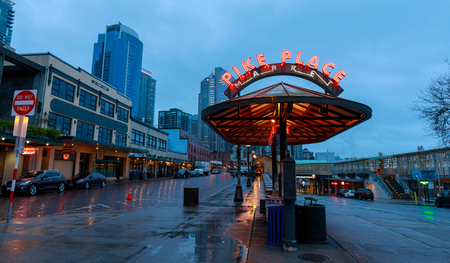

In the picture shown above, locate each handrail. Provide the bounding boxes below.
[397,176,413,199]
[371,171,392,199]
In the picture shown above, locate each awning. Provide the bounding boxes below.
[201,82,372,146]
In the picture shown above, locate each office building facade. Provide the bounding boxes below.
[138,68,156,126]
[158,108,192,134]
[0,0,14,46]
[91,23,143,117]
[198,67,232,153]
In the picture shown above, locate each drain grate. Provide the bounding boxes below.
[298,253,330,262]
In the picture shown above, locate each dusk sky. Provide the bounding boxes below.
[11,1,450,158]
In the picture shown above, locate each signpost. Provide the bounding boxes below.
[6,90,37,223]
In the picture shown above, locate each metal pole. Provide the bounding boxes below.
[279,120,286,197]
[234,145,243,202]
[247,146,250,174]
[6,137,21,223]
[271,132,277,192]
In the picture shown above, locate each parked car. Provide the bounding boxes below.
[344,190,356,198]
[336,189,348,197]
[67,172,106,189]
[435,190,450,208]
[190,170,201,177]
[229,167,238,175]
[355,188,374,200]
[176,169,190,179]
[1,170,67,196]
[212,169,220,174]
[241,167,248,176]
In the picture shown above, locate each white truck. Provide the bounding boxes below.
[195,161,211,176]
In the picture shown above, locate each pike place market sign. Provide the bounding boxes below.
[222,50,347,99]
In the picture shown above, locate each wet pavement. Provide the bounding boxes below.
[0,173,237,221]
[0,174,449,263]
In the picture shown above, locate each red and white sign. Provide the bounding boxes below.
[11,90,37,116]
[23,147,37,155]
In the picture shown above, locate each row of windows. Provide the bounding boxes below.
[51,77,129,123]
[48,112,127,146]
[131,129,166,151]
[299,166,328,171]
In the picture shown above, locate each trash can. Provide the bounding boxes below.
[266,205,284,247]
[295,201,327,244]
[183,188,199,206]
[264,196,283,218]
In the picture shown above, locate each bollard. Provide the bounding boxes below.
[247,178,252,187]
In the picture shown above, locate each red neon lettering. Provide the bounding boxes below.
[221,72,233,85]
[322,62,335,77]
[332,69,347,84]
[295,52,304,65]
[306,56,319,70]
[232,66,243,79]
[281,50,292,64]
[241,57,256,73]
[256,53,267,67]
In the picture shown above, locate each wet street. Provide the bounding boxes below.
[0,174,449,263]
[0,172,236,221]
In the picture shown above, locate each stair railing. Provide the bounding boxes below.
[396,176,413,200]
[371,171,392,199]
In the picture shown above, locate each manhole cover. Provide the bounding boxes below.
[298,253,330,262]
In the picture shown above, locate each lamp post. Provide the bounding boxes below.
[234,145,243,202]
[317,153,331,195]
[246,145,250,175]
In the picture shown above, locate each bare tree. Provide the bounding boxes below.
[412,59,450,146]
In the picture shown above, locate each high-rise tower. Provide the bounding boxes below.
[0,0,14,46]
[138,69,156,126]
[198,67,232,152]
[91,23,143,117]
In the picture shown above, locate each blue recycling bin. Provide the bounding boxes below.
[266,205,284,247]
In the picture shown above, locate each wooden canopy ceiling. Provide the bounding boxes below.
[201,83,372,146]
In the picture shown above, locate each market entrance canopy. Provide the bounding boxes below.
[201,82,372,146]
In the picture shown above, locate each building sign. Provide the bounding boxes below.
[22,147,37,155]
[412,169,437,180]
[222,51,346,99]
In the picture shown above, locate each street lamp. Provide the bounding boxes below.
[233,145,243,202]
[317,153,331,195]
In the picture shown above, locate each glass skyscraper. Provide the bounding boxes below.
[138,69,156,126]
[198,67,232,152]
[0,0,14,46]
[91,23,143,117]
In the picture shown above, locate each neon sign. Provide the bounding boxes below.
[222,50,347,99]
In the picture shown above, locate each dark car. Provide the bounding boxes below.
[190,170,201,177]
[435,190,450,208]
[67,172,106,189]
[176,169,190,179]
[336,189,348,197]
[355,188,374,200]
[1,170,67,196]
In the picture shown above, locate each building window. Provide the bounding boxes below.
[147,135,157,149]
[76,121,94,140]
[158,139,167,151]
[51,77,74,102]
[131,130,145,145]
[115,132,126,147]
[100,99,114,118]
[117,107,128,122]
[47,112,71,135]
[79,90,97,111]
[98,127,112,144]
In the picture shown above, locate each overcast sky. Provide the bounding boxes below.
[11,1,450,158]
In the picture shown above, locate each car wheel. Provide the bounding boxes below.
[101,181,106,188]
[29,184,38,195]
[436,201,442,208]
[85,182,90,189]
[57,182,65,192]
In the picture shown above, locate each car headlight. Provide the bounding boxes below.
[18,181,31,185]
[76,179,85,183]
